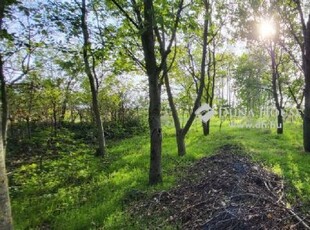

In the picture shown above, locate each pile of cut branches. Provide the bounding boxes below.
[133,144,310,229]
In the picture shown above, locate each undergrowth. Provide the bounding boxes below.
[7,118,310,229]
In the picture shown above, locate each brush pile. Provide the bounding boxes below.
[134,145,310,229]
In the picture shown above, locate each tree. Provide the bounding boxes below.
[111,0,184,184]
[0,121,12,229]
[163,0,209,155]
[0,0,15,227]
[291,1,310,151]
[269,43,285,134]
[233,52,268,109]
[80,0,106,156]
[46,0,110,156]
[1,3,45,145]
[274,0,310,147]
[202,38,223,135]
[55,56,82,125]
[233,0,302,134]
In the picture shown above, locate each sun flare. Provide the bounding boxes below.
[258,19,276,39]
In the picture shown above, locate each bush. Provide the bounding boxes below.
[104,116,147,139]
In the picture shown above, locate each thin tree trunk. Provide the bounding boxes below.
[59,79,72,125]
[26,118,31,139]
[0,56,8,148]
[26,82,34,138]
[52,101,57,137]
[270,43,283,134]
[0,126,12,229]
[81,0,105,157]
[203,44,215,136]
[164,65,186,156]
[277,113,283,134]
[182,0,209,137]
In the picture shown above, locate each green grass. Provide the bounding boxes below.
[9,118,310,229]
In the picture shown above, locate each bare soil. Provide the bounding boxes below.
[134,144,310,229]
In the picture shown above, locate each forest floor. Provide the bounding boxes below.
[7,121,310,229]
[132,144,310,229]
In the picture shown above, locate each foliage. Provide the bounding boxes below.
[7,116,147,159]
[233,51,270,111]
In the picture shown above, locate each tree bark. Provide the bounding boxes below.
[141,0,162,185]
[81,0,106,156]
[203,120,210,135]
[0,2,12,225]
[277,113,283,134]
[0,56,8,147]
[303,15,310,151]
[0,58,12,230]
[0,126,12,229]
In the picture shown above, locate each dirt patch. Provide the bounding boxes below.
[134,144,310,229]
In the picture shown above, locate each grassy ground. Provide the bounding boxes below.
[8,118,310,229]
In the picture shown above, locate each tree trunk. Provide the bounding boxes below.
[0,129,12,229]
[81,0,105,157]
[203,120,210,135]
[165,75,186,156]
[0,30,12,230]
[52,102,57,137]
[304,15,310,152]
[277,113,283,134]
[270,43,283,134]
[142,0,162,185]
[203,43,216,137]
[26,117,31,139]
[176,129,186,156]
[0,56,8,148]
[59,97,68,125]
[59,79,72,125]
[0,57,13,229]
[163,61,186,156]
[148,82,162,184]
[182,0,209,137]
[304,102,310,151]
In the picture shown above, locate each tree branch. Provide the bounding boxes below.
[110,0,140,29]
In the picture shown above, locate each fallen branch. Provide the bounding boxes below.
[264,180,310,229]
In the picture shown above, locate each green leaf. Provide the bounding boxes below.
[0,29,14,41]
